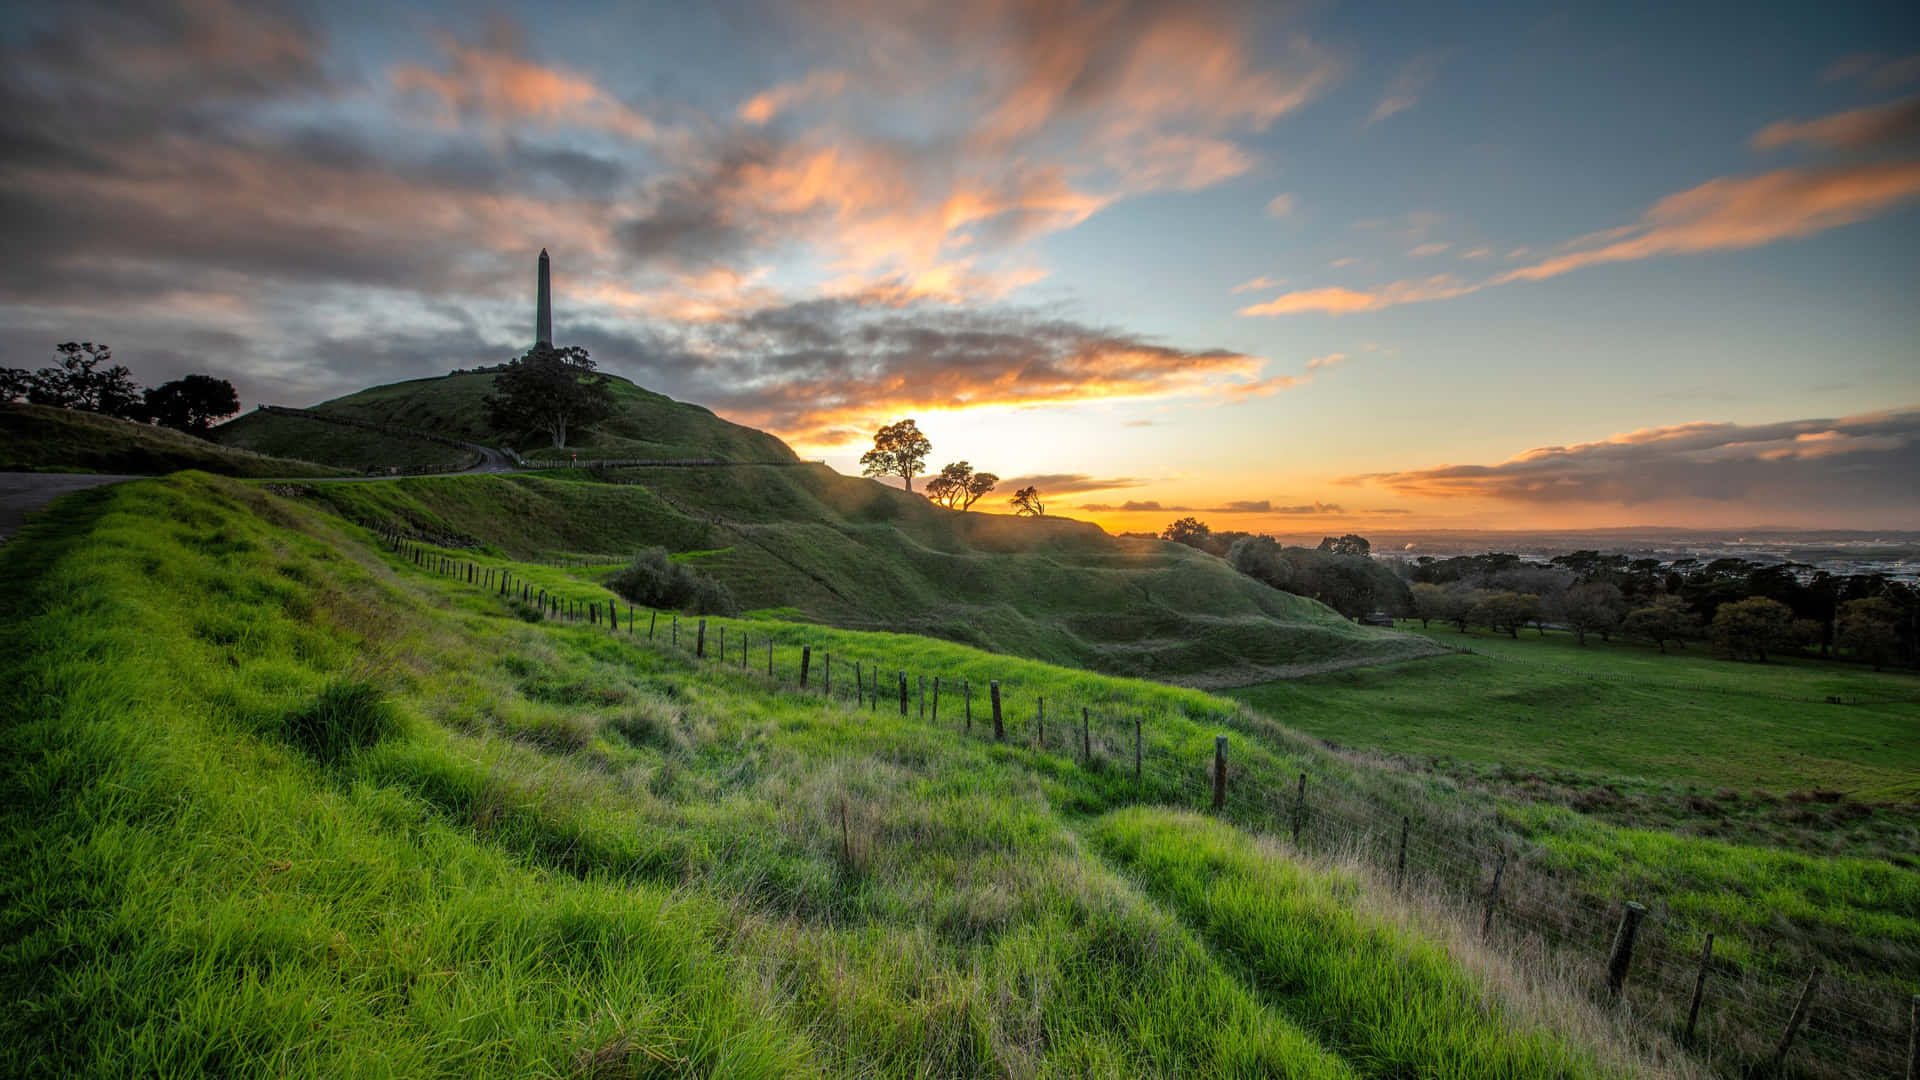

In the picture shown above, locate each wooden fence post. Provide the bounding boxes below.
[628,604,633,634]
[897,671,908,716]
[825,652,831,695]
[1772,968,1821,1072]
[719,626,725,658]
[919,676,926,719]
[964,681,972,732]
[672,615,679,647]
[1134,717,1142,781]
[931,677,939,722]
[801,645,812,688]
[1906,993,1918,1080]
[990,681,1003,740]
[855,662,863,702]
[1395,817,1410,892]
[1684,933,1714,1043]
[1605,902,1648,1002]
[648,610,657,640]
[696,618,706,658]
[1292,773,1306,844]
[1481,853,1507,939]
[1081,707,1090,762]
[1036,697,1044,747]
[766,639,773,676]
[1212,735,1227,810]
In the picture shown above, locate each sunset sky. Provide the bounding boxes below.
[3,1,1917,531]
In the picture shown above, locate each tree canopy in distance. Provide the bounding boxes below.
[482,343,614,449]
[859,419,931,492]
[1009,486,1044,516]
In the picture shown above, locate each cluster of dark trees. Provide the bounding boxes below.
[482,343,614,448]
[1156,519,1407,620]
[859,419,1043,515]
[2,343,240,436]
[1404,550,1918,667]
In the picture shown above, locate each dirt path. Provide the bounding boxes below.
[0,472,143,541]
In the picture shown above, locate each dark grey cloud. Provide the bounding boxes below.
[995,473,1144,495]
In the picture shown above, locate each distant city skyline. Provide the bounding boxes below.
[1,0,1915,529]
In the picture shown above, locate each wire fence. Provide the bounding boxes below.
[375,525,1918,1080]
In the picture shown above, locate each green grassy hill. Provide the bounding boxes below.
[217,369,798,464]
[214,408,474,471]
[3,471,1726,1079]
[0,403,348,477]
[296,467,1442,686]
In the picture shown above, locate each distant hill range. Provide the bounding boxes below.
[216,369,1438,686]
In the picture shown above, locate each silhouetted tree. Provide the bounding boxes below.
[1471,590,1537,638]
[1837,597,1900,670]
[1009,486,1045,516]
[924,461,1000,510]
[1711,596,1795,662]
[1162,517,1211,549]
[1623,595,1695,654]
[144,374,239,436]
[30,342,145,419]
[483,343,613,449]
[860,419,931,491]
[1316,533,1372,557]
[0,368,30,402]
[1408,582,1447,628]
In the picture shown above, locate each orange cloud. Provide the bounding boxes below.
[1750,95,1920,150]
[1246,160,1920,316]
[737,69,849,125]
[1305,352,1345,369]
[1230,274,1285,294]
[1239,275,1475,316]
[392,28,654,139]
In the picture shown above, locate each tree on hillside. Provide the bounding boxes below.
[1837,597,1900,670]
[28,342,146,419]
[1470,590,1537,639]
[1317,533,1371,557]
[0,368,30,402]
[1559,581,1625,645]
[144,375,239,436]
[1622,595,1695,654]
[924,461,1001,510]
[1711,595,1795,662]
[1409,582,1448,628]
[859,419,931,492]
[1161,517,1212,549]
[1009,486,1045,517]
[483,343,614,449]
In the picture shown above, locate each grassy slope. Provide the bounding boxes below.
[296,468,1443,687]
[290,370,799,462]
[1224,623,1920,799]
[214,408,472,470]
[0,473,1656,1079]
[0,403,348,477]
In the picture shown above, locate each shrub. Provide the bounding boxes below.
[607,547,739,615]
[282,679,399,763]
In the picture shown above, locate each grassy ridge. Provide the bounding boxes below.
[293,468,1443,686]
[214,408,473,470]
[0,403,348,477]
[0,472,1486,1078]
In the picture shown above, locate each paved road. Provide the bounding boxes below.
[0,472,142,541]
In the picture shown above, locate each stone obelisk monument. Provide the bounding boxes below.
[535,248,552,347]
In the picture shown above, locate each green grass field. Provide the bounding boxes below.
[1,472,1678,1079]
[4,471,1914,1077]
[0,403,348,477]
[1225,623,1920,801]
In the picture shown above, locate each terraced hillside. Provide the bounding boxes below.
[2,472,1703,1079]
[297,467,1443,687]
